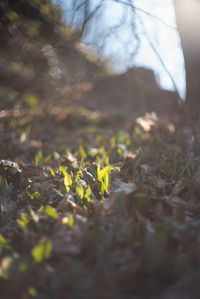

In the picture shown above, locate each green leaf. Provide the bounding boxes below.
[64,172,73,192]
[35,150,43,167]
[79,145,87,159]
[19,262,28,272]
[97,164,100,180]
[0,234,11,253]
[17,213,29,233]
[76,183,84,199]
[50,168,55,177]
[31,240,52,263]
[39,205,44,212]
[97,165,111,195]
[17,220,28,233]
[28,206,39,223]
[104,171,109,192]
[59,166,68,176]
[0,234,8,246]
[97,166,110,182]
[31,192,40,200]
[134,125,141,137]
[45,206,58,220]
[67,215,74,228]
[24,94,38,108]
[43,154,51,164]
[75,170,82,183]
[85,186,91,202]
[21,213,29,224]
[28,286,38,297]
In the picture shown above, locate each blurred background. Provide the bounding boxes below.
[52,0,185,99]
[0,0,185,112]
[1,0,200,119]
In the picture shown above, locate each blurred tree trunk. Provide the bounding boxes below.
[174,0,200,118]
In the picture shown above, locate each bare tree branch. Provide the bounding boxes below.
[112,0,177,30]
[137,13,181,103]
[80,3,102,36]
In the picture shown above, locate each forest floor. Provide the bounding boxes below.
[0,95,200,299]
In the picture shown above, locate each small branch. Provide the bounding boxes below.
[112,0,177,31]
[137,14,182,103]
[80,3,102,36]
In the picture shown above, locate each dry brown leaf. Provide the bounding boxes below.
[57,195,83,215]
[152,176,167,190]
[111,179,138,195]
[64,151,78,168]
[139,164,150,173]
[171,178,186,197]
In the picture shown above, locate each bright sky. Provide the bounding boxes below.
[132,0,185,99]
[52,0,186,99]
